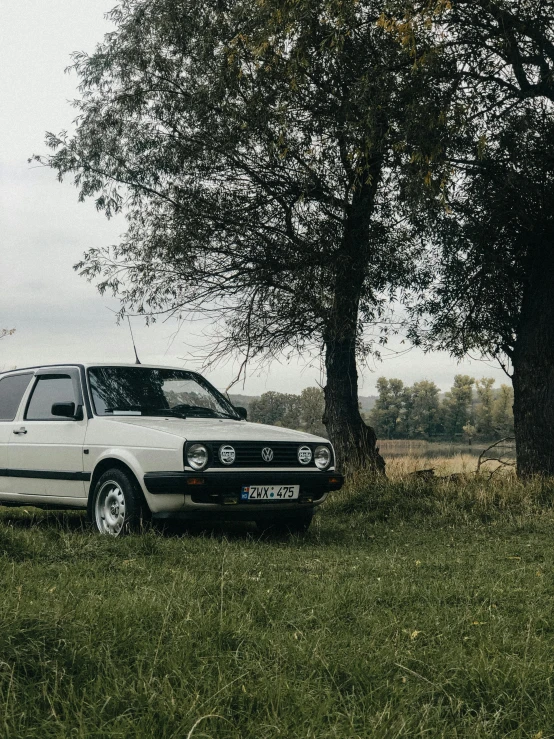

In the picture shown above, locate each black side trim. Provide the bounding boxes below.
[0,469,91,482]
[144,471,344,495]
[79,366,93,419]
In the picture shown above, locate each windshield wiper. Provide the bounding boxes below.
[140,408,189,418]
[181,406,240,419]
[103,406,240,420]
[165,404,239,419]
[120,405,240,420]
[180,407,223,418]
[104,407,141,415]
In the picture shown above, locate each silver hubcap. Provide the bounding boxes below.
[95,480,126,536]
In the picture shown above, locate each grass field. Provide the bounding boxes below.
[1,468,554,738]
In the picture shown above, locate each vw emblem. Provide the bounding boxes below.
[261,447,274,462]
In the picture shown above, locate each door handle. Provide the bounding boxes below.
[13,427,27,435]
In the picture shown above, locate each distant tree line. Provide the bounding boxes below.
[247,387,327,438]
[237,375,514,444]
[368,376,514,443]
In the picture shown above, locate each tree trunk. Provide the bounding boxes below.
[323,336,386,476]
[322,282,386,476]
[321,145,386,476]
[512,240,554,477]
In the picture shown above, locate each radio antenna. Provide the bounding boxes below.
[127,316,141,365]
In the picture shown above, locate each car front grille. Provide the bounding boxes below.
[195,441,332,468]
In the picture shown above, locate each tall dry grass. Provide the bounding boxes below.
[384,453,484,479]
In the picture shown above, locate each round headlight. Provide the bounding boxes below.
[314,445,331,470]
[298,445,312,465]
[219,444,236,465]
[187,443,209,470]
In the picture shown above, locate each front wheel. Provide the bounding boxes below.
[90,468,148,536]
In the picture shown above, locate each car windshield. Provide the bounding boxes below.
[88,367,239,419]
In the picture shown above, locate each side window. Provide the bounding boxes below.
[0,374,33,421]
[25,376,76,421]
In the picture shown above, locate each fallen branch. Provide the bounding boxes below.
[408,468,436,480]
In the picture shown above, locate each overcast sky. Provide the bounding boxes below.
[0,2,508,395]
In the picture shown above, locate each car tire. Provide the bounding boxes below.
[90,467,149,536]
[256,511,314,535]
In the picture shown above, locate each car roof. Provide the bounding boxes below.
[0,362,197,377]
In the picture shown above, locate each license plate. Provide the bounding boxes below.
[241,485,299,501]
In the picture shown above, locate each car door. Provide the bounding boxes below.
[0,372,35,496]
[8,367,88,500]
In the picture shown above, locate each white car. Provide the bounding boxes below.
[0,363,343,535]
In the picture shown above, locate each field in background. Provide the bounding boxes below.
[379,439,517,478]
[377,439,513,458]
[1,472,553,737]
[384,453,483,478]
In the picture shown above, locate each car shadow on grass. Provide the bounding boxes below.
[153,517,344,544]
[153,518,256,539]
[153,518,315,542]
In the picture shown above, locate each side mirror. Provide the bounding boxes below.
[51,402,78,419]
[235,406,248,420]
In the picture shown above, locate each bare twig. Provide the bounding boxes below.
[477,437,516,474]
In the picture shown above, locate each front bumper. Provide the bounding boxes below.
[143,470,344,500]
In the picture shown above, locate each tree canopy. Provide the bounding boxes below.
[38,0,554,476]
[383,1,554,475]
[39,0,442,472]
[44,0,417,353]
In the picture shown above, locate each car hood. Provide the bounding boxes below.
[103,416,329,444]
